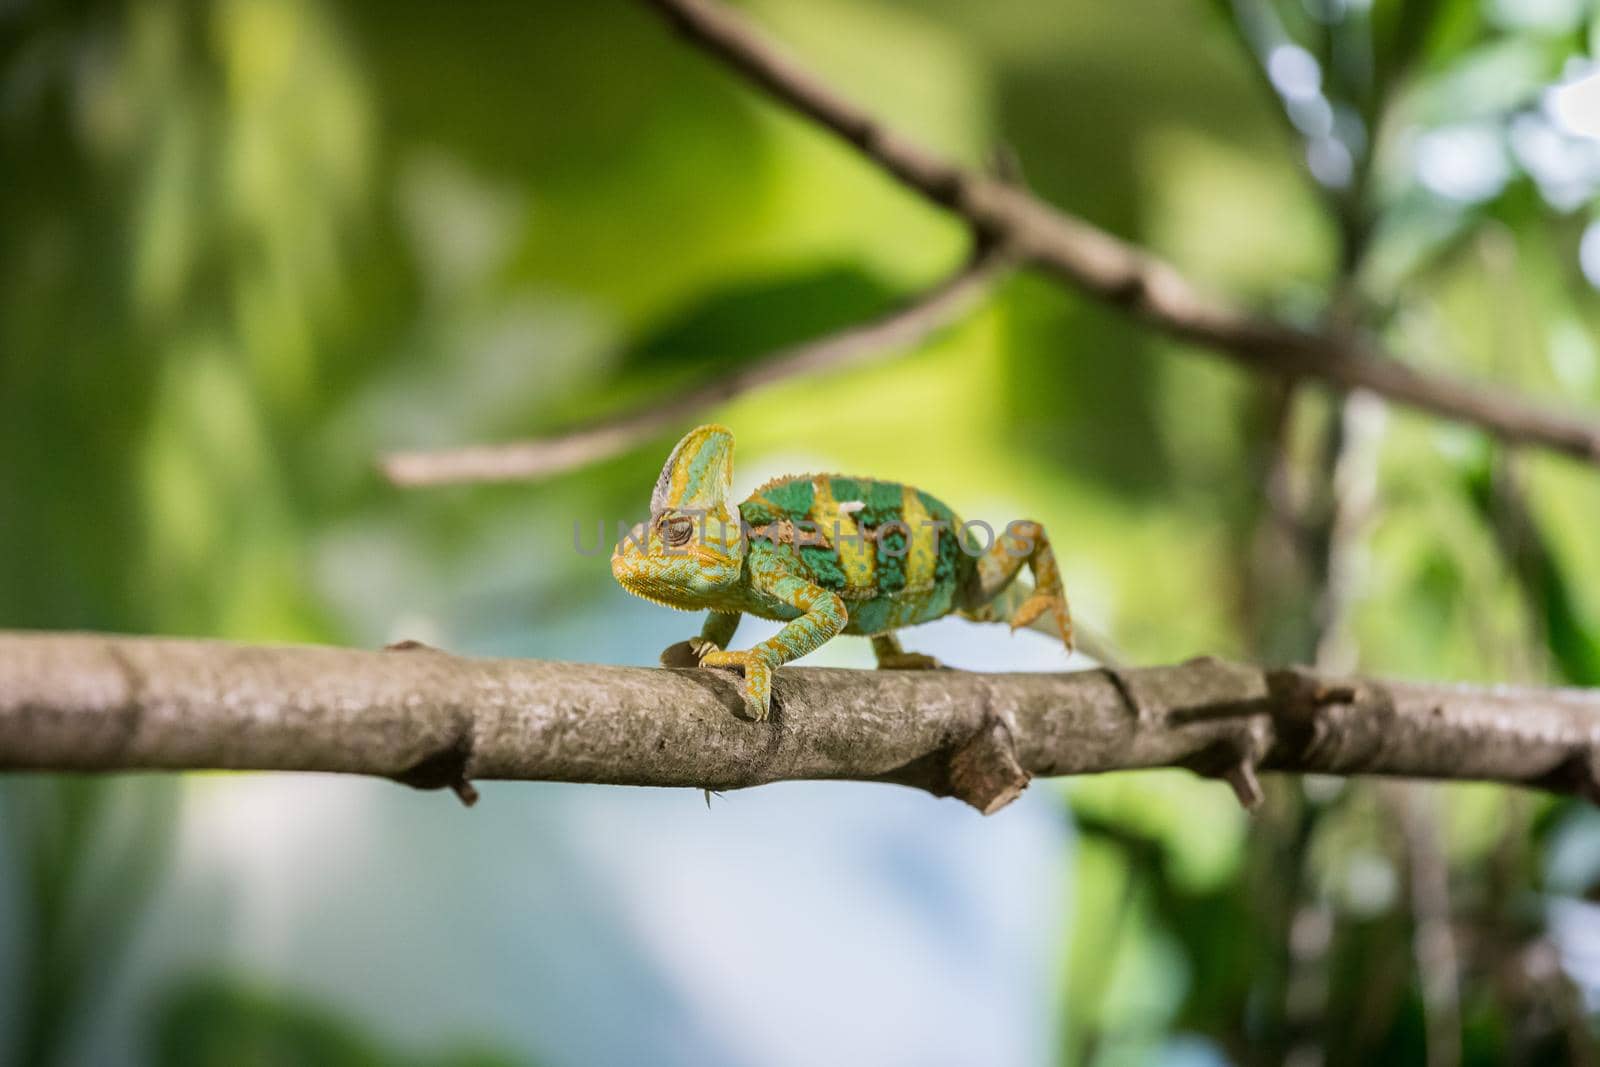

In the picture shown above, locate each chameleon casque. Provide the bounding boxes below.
[611,424,1073,720]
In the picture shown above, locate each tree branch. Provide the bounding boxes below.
[380,241,1014,487]
[5,631,1600,814]
[631,0,1600,467]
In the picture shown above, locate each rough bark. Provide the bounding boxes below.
[4,631,1599,814]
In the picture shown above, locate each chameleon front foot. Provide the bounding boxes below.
[697,648,775,722]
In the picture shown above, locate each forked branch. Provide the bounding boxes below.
[630,0,1600,465]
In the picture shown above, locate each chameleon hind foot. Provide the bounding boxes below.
[1008,589,1070,641]
[697,648,774,722]
[966,519,1074,652]
[1011,590,1073,653]
[870,633,943,670]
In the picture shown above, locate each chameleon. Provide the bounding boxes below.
[611,424,1073,720]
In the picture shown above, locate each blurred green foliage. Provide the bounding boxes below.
[149,977,523,1067]
[4,0,1600,1063]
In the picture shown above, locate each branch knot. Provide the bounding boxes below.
[946,683,1030,815]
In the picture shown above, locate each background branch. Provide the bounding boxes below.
[626,0,1600,467]
[6,631,1600,815]
[381,241,1013,487]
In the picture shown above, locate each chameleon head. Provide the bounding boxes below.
[611,424,747,607]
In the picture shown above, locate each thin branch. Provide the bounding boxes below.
[380,242,1014,487]
[634,0,1600,467]
[6,631,1600,814]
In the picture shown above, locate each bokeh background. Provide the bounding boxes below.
[5,0,1600,1063]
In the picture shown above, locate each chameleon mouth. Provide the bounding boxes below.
[611,557,696,610]
[614,575,700,612]
[624,590,698,611]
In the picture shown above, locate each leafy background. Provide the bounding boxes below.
[3,0,1600,1063]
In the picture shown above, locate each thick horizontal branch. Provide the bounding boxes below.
[637,0,1600,466]
[4,631,1600,814]
[381,242,1014,487]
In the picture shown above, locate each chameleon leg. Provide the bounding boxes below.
[960,520,1074,651]
[870,632,943,670]
[693,610,741,659]
[699,575,846,721]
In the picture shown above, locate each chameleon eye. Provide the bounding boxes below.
[662,516,695,547]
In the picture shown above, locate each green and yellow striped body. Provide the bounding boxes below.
[734,474,974,635]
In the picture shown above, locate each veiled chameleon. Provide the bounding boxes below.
[612,425,1072,720]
